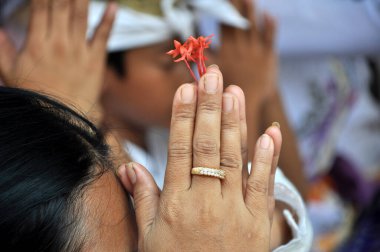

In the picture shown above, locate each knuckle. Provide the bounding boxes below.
[247,179,269,196]
[193,136,219,156]
[133,191,155,213]
[25,43,43,59]
[52,40,68,56]
[159,197,183,225]
[221,117,239,131]
[198,100,221,114]
[173,105,195,121]
[255,154,272,167]
[168,140,192,160]
[220,152,241,170]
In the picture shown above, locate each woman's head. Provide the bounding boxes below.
[0,87,137,251]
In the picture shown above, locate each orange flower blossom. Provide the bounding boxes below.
[167,35,213,82]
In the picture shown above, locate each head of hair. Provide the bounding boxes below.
[0,87,112,251]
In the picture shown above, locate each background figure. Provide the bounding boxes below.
[199,0,380,250]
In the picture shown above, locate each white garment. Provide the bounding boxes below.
[199,0,380,55]
[4,0,379,55]
[125,128,313,252]
[88,0,249,52]
[256,0,380,55]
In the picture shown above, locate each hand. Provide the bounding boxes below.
[118,65,283,251]
[0,0,116,114]
[217,0,277,108]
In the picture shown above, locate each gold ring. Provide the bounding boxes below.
[191,167,225,180]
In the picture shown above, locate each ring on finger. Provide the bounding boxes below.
[191,167,226,180]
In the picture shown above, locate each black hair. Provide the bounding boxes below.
[107,50,127,78]
[0,87,113,251]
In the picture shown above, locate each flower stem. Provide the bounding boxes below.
[184,60,197,82]
[201,51,207,75]
[196,61,203,77]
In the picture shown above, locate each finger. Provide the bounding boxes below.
[263,12,277,47]
[245,134,274,218]
[230,0,245,13]
[224,85,248,191]
[71,0,89,42]
[0,30,17,81]
[29,0,49,41]
[49,0,71,38]
[246,0,258,40]
[191,65,223,193]
[220,93,243,198]
[164,84,197,192]
[264,123,282,222]
[90,2,117,52]
[220,0,244,46]
[118,162,160,237]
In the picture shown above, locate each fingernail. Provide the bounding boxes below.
[108,2,118,15]
[272,122,280,129]
[126,163,137,185]
[180,84,194,104]
[117,164,127,178]
[260,134,271,149]
[223,94,234,113]
[204,74,219,94]
[208,64,219,70]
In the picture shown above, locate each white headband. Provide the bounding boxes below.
[88,0,249,52]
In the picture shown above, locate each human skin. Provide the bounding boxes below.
[117,66,283,251]
[0,0,116,119]
[80,171,138,251]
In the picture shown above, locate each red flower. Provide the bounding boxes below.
[167,35,213,82]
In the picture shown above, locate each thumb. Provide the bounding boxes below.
[117,162,160,237]
[0,29,17,80]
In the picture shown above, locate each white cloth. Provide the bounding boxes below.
[273,169,313,252]
[125,128,313,252]
[88,0,249,52]
[199,0,380,55]
[256,0,380,55]
[5,0,379,54]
